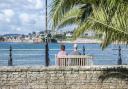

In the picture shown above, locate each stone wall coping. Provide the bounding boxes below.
[0,65,127,72]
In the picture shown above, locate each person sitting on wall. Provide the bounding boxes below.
[57,44,68,66]
[70,44,81,55]
[69,44,81,65]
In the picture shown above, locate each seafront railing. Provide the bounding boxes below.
[0,47,127,66]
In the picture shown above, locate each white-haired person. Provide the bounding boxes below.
[70,44,81,55]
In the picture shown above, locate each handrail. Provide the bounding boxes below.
[0,48,115,50]
[0,47,127,66]
[13,54,44,56]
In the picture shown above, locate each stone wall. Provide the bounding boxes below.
[0,65,127,89]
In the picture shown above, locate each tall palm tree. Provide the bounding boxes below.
[50,0,128,83]
[50,0,128,48]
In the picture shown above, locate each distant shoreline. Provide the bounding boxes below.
[1,38,125,44]
[0,39,102,44]
[58,38,102,44]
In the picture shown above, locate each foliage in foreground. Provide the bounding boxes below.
[50,0,128,48]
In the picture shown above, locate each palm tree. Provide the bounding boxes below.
[50,0,128,83]
[50,0,93,30]
[50,0,128,48]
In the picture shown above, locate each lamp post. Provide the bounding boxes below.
[45,0,49,66]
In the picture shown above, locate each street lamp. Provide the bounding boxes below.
[45,0,49,66]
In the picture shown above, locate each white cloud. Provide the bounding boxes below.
[0,13,11,23]
[0,0,49,34]
[0,13,4,21]
[16,27,21,31]
[0,9,15,23]
[19,13,30,23]
[2,9,15,18]
[27,0,33,3]
[19,13,37,25]
[27,0,44,10]
[35,0,44,9]
[5,18,11,22]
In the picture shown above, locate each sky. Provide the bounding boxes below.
[0,0,51,35]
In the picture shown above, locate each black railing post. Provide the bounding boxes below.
[45,0,49,66]
[45,35,49,66]
[8,46,13,66]
[83,45,85,55]
[117,45,122,65]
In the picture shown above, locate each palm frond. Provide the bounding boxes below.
[90,2,128,48]
[50,0,98,30]
[73,1,128,48]
[50,0,82,29]
[50,0,65,28]
[73,20,93,39]
[50,0,128,48]
[56,6,81,30]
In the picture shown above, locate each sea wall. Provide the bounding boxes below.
[0,65,127,89]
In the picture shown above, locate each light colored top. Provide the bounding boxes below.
[57,51,67,58]
[73,44,78,48]
[70,51,81,55]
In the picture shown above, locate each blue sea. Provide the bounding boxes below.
[0,42,128,66]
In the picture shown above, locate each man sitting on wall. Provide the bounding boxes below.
[70,44,81,55]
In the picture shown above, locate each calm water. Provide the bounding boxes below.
[0,42,128,66]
